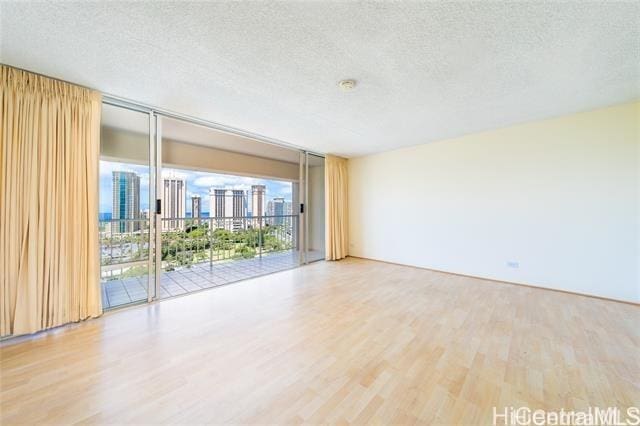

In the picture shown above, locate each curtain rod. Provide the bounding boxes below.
[2,63,325,157]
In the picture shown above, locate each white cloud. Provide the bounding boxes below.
[99,160,142,176]
[192,175,227,188]
[191,174,267,190]
[278,186,292,195]
[100,160,149,183]
[161,170,189,180]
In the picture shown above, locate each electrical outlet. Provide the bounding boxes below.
[506,261,519,268]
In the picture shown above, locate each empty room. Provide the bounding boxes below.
[0,1,638,425]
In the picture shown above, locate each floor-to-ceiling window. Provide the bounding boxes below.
[98,105,317,310]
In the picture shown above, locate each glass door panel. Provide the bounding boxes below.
[155,116,300,299]
[305,153,326,262]
[99,103,155,310]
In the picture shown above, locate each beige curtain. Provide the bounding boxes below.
[325,154,349,260]
[1,66,102,337]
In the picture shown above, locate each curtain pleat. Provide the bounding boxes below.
[0,66,102,337]
[325,154,349,260]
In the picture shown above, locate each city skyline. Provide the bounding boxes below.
[100,160,293,215]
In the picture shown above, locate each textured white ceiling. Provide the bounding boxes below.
[1,2,638,157]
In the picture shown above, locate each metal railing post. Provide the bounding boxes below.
[258,216,262,259]
[209,218,213,269]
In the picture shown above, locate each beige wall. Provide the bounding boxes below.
[307,162,325,253]
[100,127,149,163]
[349,102,640,302]
[101,127,299,181]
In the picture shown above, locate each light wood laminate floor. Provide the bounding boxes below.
[1,258,638,424]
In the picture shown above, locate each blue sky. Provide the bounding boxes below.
[100,160,293,214]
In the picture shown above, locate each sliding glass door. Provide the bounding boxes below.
[99,103,325,311]
[301,152,326,263]
[99,103,156,309]
[153,116,301,299]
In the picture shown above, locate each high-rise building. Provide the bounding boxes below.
[162,173,186,230]
[251,185,266,218]
[112,171,140,234]
[211,189,226,219]
[191,195,201,223]
[251,185,266,228]
[270,197,285,225]
[232,190,246,230]
[267,198,292,225]
[209,188,247,230]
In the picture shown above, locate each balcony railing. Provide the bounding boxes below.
[99,215,298,274]
[99,218,151,266]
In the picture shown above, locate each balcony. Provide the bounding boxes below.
[99,215,302,309]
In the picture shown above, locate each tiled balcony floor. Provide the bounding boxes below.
[101,250,309,310]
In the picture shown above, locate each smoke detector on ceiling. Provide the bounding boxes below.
[338,79,357,91]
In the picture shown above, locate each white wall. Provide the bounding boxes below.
[349,102,639,303]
